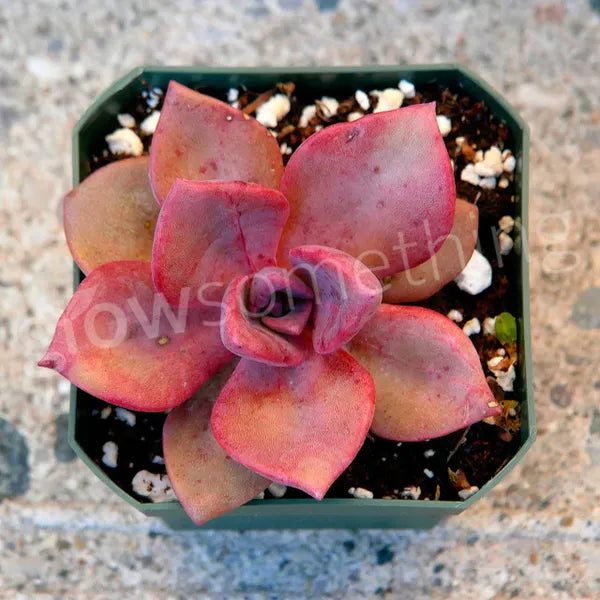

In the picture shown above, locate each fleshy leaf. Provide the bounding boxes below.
[383,199,479,303]
[38,261,233,411]
[248,266,313,313]
[278,103,455,277]
[163,366,270,526]
[347,304,501,441]
[149,81,284,205]
[220,275,308,366]
[152,180,289,306]
[64,157,159,275]
[289,245,382,354]
[262,299,312,336]
[211,351,375,500]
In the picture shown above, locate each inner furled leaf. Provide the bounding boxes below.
[347,304,501,442]
[220,274,309,367]
[278,103,456,277]
[163,366,270,526]
[64,156,159,275]
[152,180,289,306]
[210,350,375,500]
[289,245,382,354]
[383,199,479,303]
[38,261,233,411]
[149,81,284,205]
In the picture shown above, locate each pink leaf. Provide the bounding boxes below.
[149,81,284,205]
[38,261,233,411]
[248,266,313,313]
[278,103,455,277]
[220,275,309,366]
[347,304,501,441]
[211,351,375,500]
[261,299,312,336]
[64,157,159,275]
[163,365,270,526]
[152,180,289,306]
[383,199,479,303]
[289,245,382,354]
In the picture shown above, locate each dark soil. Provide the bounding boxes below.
[80,80,522,502]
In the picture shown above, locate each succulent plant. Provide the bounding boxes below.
[39,81,501,524]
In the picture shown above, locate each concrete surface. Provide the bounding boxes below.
[1,0,599,598]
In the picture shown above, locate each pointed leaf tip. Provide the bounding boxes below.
[163,366,270,526]
[42,261,233,411]
[278,102,456,277]
[211,351,375,500]
[149,81,284,205]
[348,304,500,442]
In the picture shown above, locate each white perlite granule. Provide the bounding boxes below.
[131,471,176,503]
[105,128,143,156]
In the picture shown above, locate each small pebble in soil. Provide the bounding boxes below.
[463,317,481,336]
[372,88,403,113]
[131,470,175,502]
[318,96,339,119]
[140,111,160,135]
[355,89,370,110]
[348,486,374,499]
[423,469,434,479]
[483,316,497,335]
[100,406,112,419]
[267,482,287,498]
[227,88,239,103]
[458,486,479,499]
[499,232,514,255]
[498,215,515,233]
[101,441,118,468]
[424,449,436,458]
[255,94,291,128]
[115,407,136,427]
[490,364,516,392]
[298,104,316,127]
[454,250,493,295]
[436,115,452,137]
[117,113,136,128]
[347,111,363,122]
[254,491,265,499]
[105,128,143,156]
[398,79,416,98]
[446,309,463,323]
[400,486,421,499]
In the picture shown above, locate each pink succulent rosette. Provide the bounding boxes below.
[40,81,500,524]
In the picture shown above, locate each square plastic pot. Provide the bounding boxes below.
[68,64,534,530]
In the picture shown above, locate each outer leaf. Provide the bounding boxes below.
[211,351,375,500]
[152,180,289,306]
[220,275,308,366]
[163,366,270,526]
[289,245,382,354]
[64,157,159,275]
[383,199,479,303]
[278,103,455,277]
[347,304,501,441]
[149,81,284,205]
[38,261,233,411]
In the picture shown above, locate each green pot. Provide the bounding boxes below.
[68,64,534,530]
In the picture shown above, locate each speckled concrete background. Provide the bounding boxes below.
[1,0,599,598]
